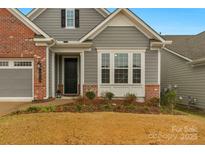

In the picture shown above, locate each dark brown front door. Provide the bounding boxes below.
[64,58,78,94]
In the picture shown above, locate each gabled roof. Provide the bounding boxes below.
[7,9,50,38]
[27,8,110,21]
[80,8,167,43]
[164,31,205,60]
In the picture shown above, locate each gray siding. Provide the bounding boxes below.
[161,49,205,108]
[84,26,158,84]
[33,8,105,41]
[145,50,158,84]
[84,50,98,84]
[0,69,32,97]
[93,26,149,47]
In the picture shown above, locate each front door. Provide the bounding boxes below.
[64,58,78,95]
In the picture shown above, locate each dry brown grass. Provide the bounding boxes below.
[0,112,204,144]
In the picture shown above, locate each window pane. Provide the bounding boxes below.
[133,53,141,68]
[66,9,74,27]
[114,69,128,83]
[114,53,128,68]
[133,69,141,83]
[102,53,110,68]
[102,69,110,83]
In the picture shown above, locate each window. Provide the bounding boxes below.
[66,9,75,28]
[14,61,32,67]
[0,61,9,67]
[101,53,110,83]
[133,54,141,83]
[114,53,128,83]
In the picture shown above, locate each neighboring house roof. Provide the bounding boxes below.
[80,8,167,43]
[7,8,50,38]
[27,8,110,20]
[164,31,205,60]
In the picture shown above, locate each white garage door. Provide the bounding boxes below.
[0,60,33,101]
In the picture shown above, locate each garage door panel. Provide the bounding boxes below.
[0,69,32,97]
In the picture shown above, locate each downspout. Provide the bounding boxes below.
[45,38,56,99]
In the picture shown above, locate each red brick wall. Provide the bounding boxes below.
[145,85,160,100]
[0,9,47,100]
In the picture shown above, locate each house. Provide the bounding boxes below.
[161,33,205,109]
[0,8,172,102]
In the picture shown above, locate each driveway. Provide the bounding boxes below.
[0,102,29,116]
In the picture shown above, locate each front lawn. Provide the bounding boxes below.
[0,112,204,144]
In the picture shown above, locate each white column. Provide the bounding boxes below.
[80,52,84,96]
[45,47,49,99]
[52,52,55,97]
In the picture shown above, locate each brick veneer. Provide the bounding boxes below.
[83,84,98,96]
[0,9,47,100]
[145,85,160,100]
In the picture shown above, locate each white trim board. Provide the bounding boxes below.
[7,9,50,38]
[27,8,110,21]
[80,8,166,43]
[163,47,192,62]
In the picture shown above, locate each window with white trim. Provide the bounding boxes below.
[0,61,9,67]
[133,53,141,83]
[114,53,128,83]
[14,61,32,67]
[66,9,75,28]
[101,53,110,83]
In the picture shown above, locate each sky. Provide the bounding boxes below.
[18,8,205,35]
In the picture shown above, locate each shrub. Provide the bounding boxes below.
[105,92,114,101]
[124,104,136,112]
[161,89,177,113]
[146,97,160,107]
[124,93,137,104]
[75,104,83,112]
[27,106,41,113]
[85,91,96,100]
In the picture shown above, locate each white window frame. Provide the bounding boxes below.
[0,59,33,69]
[132,53,142,84]
[98,50,145,86]
[66,8,75,29]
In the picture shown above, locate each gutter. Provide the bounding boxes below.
[189,57,205,67]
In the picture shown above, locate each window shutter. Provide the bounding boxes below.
[61,9,66,28]
[75,9,80,28]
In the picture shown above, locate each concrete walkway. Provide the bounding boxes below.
[0,99,74,116]
[0,102,29,116]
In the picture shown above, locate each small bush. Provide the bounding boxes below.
[146,97,160,107]
[124,93,137,104]
[124,104,136,112]
[85,91,96,100]
[75,104,83,112]
[27,106,41,113]
[105,92,114,101]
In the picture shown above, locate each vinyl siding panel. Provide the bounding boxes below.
[84,50,98,84]
[93,26,149,47]
[161,49,205,109]
[84,26,158,84]
[0,69,32,97]
[145,50,158,84]
[33,8,105,41]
